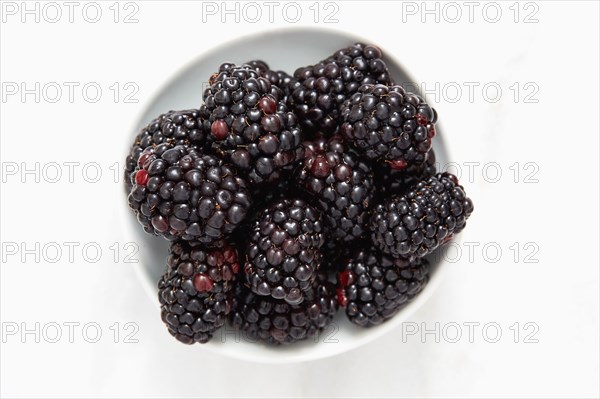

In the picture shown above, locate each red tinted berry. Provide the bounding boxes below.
[259,96,277,114]
[193,274,214,292]
[416,113,428,126]
[137,151,152,169]
[339,270,356,287]
[223,246,237,263]
[231,262,240,274]
[337,287,349,307]
[427,124,436,138]
[135,169,148,185]
[211,120,228,140]
[310,155,330,178]
[389,159,408,171]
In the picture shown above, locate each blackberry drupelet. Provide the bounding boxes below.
[230,278,338,345]
[375,149,437,198]
[337,245,429,327]
[340,84,437,169]
[245,198,325,305]
[200,64,304,184]
[128,143,251,243]
[295,136,374,242]
[245,60,279,86]
[124,109,208,192]
[158,241,239,344]
[370,173,474,259]
[289,43,394,135]
[245,59,294,100]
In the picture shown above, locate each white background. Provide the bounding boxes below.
[1,1,599,398]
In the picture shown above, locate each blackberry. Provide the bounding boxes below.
[340,84,437,169]
[230,279,337,345]
[375,149,437,198]
[337,245,429,327]
[289,43,394,135]
[201,64,304,184]
[158,241,239,344]
[370,173,474,259]
[245,198,325,305]
[295,136,374,242]
[127,143,251,243]
[124,109,207,192]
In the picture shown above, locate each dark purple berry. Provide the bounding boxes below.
[245,198,325,305]
[295,136,375,242]
[370,173,474,258]
[210,120,228,140]
[340,84,436,168]
[158,241,239,344]
[127,144,251,243]
[201,63,303,184]
[230,276,337,345]
[339,245,429,327]
[124,109,208,192]
[288,43,394,136]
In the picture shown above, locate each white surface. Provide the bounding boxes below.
[1,1,599,398]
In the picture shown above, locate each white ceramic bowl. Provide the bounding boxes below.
[121,28,450,363]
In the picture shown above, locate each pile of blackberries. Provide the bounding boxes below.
[125,43,474,346]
